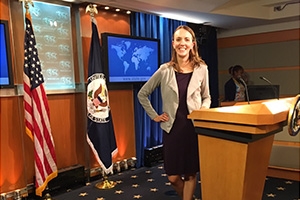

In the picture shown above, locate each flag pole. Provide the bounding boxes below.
[22,0,57,199]
[86,4,117,190]
[22,0,33,13]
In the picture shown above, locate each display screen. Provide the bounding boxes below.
[248,85,280,101]
[0,20,14,88]
[22,1,75,90]
[101,33,160,84]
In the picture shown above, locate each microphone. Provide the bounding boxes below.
[259,76,279,100]
[238,77,250,104]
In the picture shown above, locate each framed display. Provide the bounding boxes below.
[0,20,14,88]
[101,32,160,84]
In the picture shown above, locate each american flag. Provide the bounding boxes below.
[23,12,57,196]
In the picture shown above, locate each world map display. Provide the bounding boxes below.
[106,35,159,83]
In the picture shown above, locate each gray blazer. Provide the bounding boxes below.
[138,63,211,133]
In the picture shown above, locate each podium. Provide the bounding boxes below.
[188,98,294,200]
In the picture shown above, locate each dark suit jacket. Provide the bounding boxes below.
[224,78,236,101]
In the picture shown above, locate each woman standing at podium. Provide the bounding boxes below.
[138,25,211,200]
[224,65,246,102]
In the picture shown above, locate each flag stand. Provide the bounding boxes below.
[95,174,117,189]
[43,193,55,200]
[86,4,117,190]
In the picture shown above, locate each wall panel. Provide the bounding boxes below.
[218,28,300,49]
[218,29,300,97]
[0,97,27,193]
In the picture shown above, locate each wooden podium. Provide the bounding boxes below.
[188,98,294,200]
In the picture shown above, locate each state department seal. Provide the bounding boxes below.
[87,73,110,123]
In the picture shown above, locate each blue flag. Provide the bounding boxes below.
[86,18,117,174]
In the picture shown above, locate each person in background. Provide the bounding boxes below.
[224,64,246,102]
[138,25,211,200]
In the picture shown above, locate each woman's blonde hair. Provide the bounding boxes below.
[169,25,205,69]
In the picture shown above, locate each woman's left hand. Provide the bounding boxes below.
[153,112,169,122]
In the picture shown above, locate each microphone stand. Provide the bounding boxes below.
[259,76,279,100]
[239,77,250,104]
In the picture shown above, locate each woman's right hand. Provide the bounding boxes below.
[153,112,169,122]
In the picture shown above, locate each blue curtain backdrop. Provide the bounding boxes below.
[130,13,186,167]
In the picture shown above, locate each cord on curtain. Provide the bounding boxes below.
[130,12,186,167]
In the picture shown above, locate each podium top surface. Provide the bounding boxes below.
[188,97,294,126]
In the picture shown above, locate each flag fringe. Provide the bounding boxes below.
[87,134,118,174]
[35,170,58,196]
[25,126,34,141]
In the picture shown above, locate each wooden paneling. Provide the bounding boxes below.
[198,134,274,200]
[0,0,9,20]
[47,94,87,169]
[80,9,130,38]
[0,1,27,192]
[268,166,300,181]
[109,90,136,161]
[10,0,25,85]
[0,97,27,192]
[218,29,300,49]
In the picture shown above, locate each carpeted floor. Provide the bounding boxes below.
[29,163,299,200]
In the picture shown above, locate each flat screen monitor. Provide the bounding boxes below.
[247,85,279,101]
[0,20,14,88]
[101,32,160,84]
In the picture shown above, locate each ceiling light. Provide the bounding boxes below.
[1,193,7,200]
[160,13,205,24]
[115,8,120,12]
[104,6,109,10]
[126,10,131,14]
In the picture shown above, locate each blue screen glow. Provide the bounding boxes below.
[104,34,160,83]
[0,22,10,86]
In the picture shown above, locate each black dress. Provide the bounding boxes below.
[163,72,200,175]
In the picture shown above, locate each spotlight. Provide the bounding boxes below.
[126,11,131,14]
[127,157,137,168]
[1,193,7,200]
[115,8,120,12]
[120,159,128,170]
[98,167,104,177]
[43,193,53,200]
[113,161,121,173]
[13,190,22,200]
[1,192,14,200]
